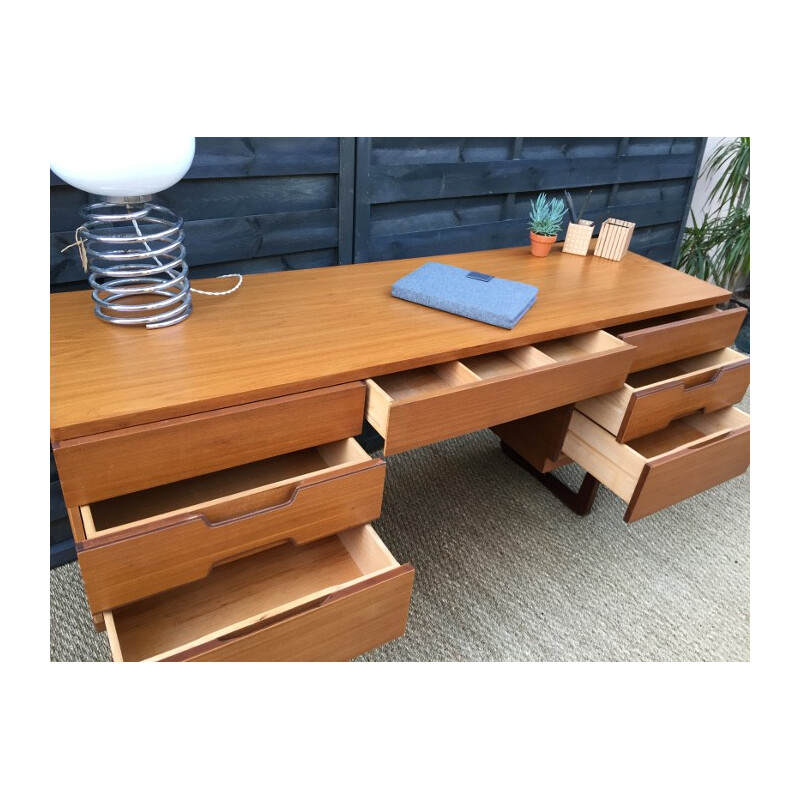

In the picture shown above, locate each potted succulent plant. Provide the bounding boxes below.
[528,193,568,257]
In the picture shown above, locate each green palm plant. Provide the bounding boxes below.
[705,136,750,212]
[677,137,749,297]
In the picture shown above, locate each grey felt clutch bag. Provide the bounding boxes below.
[391,261,538,329]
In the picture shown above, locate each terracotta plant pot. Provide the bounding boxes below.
[530,232,557,257]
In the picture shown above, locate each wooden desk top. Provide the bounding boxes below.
[50,243,729,440]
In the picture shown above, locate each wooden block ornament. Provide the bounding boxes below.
[594,218,636,261]
[562,220,595,256]
[561,189,596,257]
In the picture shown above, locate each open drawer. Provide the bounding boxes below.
[365,331,634,454]
[562,406,750,522]
[608,305,747,371]
[75,438,386,614]
[103,524,414,662]
[577,347,750,442]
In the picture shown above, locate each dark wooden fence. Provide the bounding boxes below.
[353,137,703,265]
[49,136,705,566]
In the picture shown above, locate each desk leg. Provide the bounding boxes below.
[500,442,600,516]
[494,404,600,516]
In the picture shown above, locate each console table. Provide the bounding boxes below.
[50,244,749,661]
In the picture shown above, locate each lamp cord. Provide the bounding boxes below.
[62,221,243,297]
[189,273,243,295]
[131,217,243,297]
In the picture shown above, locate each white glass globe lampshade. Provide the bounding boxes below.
[50,135,195,197]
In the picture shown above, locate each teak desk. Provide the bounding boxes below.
[50,244,750,662]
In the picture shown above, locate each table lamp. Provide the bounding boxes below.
[50,135,196,328]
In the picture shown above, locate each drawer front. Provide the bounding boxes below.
[367,332,634,455]
[614,307,746,371]
[625,428,750,522]
[77,453,386,613]
[103,525,413,662]
[562,408,750,522]
[578,349,750,442]
[166,566,414,662]
[53,382,366,507]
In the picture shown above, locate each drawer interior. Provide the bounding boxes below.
[105,524,398,662]
[370,331,626,404]
[366,330,632,455]
[83,438,371,537]
[535,331,623,362]
[626,405,749,459]
[462,345,554,378]
[608,305,721,336]
[373,361,479,400]
[576,347,749,441]
[626,348,747,389]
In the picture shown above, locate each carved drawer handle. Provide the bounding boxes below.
[200,461,383,528]
[79,461,384,548]
[682,367,724,392]
[201,481,306,526]
[685,430,733,450]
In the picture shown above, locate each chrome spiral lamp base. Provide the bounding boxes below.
[80,198,192,328]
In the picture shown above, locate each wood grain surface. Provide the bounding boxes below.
[50,244,729,440]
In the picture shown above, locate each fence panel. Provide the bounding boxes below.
[353,136,704,266]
